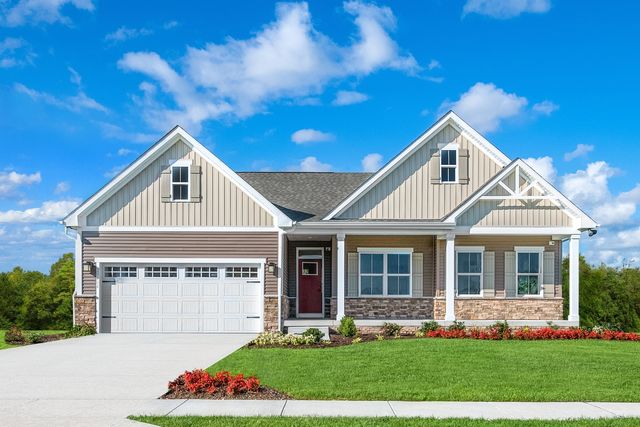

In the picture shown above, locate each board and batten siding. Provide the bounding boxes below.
[86,140,274,227]
[344,236,436,297]
[338,125,502,220]
[436,235,561,297]
[81,232,278,296]
[457,199,573,227]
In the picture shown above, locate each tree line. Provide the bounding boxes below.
[0,253,639,331]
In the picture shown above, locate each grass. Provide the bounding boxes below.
[208,339,640,401]
[0,329,66,350]
[131,416,640,427]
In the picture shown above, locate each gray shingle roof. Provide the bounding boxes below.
[238,172,372,222]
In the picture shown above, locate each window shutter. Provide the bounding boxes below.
[483,251,495,297]
[412,252,423,298]
[505,251,516,297]
[543,251,555,297]
[430,149,441,184]
[160,165,172,202]
[347,252,358,297]
[459,148,470,184]
[190,165,202,202]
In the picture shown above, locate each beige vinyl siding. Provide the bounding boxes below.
[81,231,278,296]
[458,199,573,227]
[345,236,436,297]
[86,140,274,227]
[338,125,502,220]
[441,236,561,297]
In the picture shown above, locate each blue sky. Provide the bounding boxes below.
[1,0,640,272]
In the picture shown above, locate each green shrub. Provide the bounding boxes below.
[338,316,357,337]
[251,332,316,346]
[302,327,325,343]
[4,325,25,344]
[419,321,440,333]
[447,320,466,331]
[490,321,510,337]
[382,322,402,337]
[64,324,96,338]
[24,331,47,344]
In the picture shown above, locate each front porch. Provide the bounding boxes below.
[282,232,581,329]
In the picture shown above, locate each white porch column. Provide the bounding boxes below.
[445,233,456,321]
[336,233,346,321]
[568,234,580,322]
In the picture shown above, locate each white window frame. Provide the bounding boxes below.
[439,142,458,184]
[170,159,191,202]
[455,246,484,297]
[357,248,413,298]
[514,246,544,297]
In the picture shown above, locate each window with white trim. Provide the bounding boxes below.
[456,250,482,296]
[171,165,189,201]
[185,266,218,278]
[104,266,137,278]
[225,266,258,278]
[144,266,178,278]
[516,249,542,296]
[359,250,411,296]
[440,149,457,183]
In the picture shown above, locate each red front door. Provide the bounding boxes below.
[298,259,322,314]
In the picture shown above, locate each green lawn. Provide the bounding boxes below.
[0,330,66,350]
[131,416,640,427]
[208,339,640,401]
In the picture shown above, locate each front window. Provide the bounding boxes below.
[440,149,457,182]
[457,251,482,296]
[359,251,411,297]
[171,165,189,201]
[517,251,541,296]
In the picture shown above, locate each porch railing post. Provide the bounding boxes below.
[336,233,346,322]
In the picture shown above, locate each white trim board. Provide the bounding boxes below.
[323,111,511,220]
[93,257,266,265]
[83,226,280,233]
[63,126,292,228]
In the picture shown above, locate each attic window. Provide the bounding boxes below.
[171,165,189,201]
[440,149,457,183]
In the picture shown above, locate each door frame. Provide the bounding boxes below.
[94,257,265,333]
[295,247,324,318]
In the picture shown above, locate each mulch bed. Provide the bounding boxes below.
[6,333,66,346]
[162,386,291,400]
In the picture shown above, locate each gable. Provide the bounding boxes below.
[337,124,503,220]
[86,139,274,227]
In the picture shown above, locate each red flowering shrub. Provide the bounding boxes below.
[168,370,261,397]
[419,326,640,341]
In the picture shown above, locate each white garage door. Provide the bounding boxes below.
[99,264,263,333]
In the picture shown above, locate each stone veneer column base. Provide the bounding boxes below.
[435,298,563,321]
[263,296,280,332]
[74,295,97,327]
[345,298,435,319]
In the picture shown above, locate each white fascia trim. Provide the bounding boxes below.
[94,257,266,265]
[64,126,292,228]
[456,226,582,235]
[445,159,598,230]
[322,111,511,220]
[357,247,414,254]
[288,221,455,236]
[84,226,280,233]
[455,246,485,252]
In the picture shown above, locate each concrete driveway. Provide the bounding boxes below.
[0,333,254,426]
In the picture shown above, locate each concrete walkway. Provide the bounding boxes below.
[128,399,640,420]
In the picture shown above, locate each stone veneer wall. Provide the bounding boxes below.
[434,298,563,320]
[263,296,279,332]
[74,295,96,327]
[345,298,435,319]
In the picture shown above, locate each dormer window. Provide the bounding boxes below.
[440,149,457,183]
[171,163,190,201]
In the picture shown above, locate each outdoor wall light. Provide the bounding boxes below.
[82,261,94,272]
[266,262,276,274]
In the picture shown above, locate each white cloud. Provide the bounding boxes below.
[105,26,153,43]
[427,59,441,70]
[104,164,126,178]
[0,200,79,223]
[0,36,34,68]
[54,181,70,194]
[532,100,559,116]
[560,161,617,209]
[332,90,369,106]
[523,156,556,183]
[1,0,95,27]
[118,1,418,133]
[0,170,41,197]
[297,156,332,172]
[564,143,594,161]
[14,82,108,113]
[440,82,528,133]
[116,148,135,156]
[163,20,179,30]
[68,66,82,86]
[361,153,382,172]
[98,122,156,144]
[291,128,334,144]
[463,0,551,19]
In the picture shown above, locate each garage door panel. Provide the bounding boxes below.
[102,264,262,334]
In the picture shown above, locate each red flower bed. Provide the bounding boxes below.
[423,326,640,341]
[165,370,288,400]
